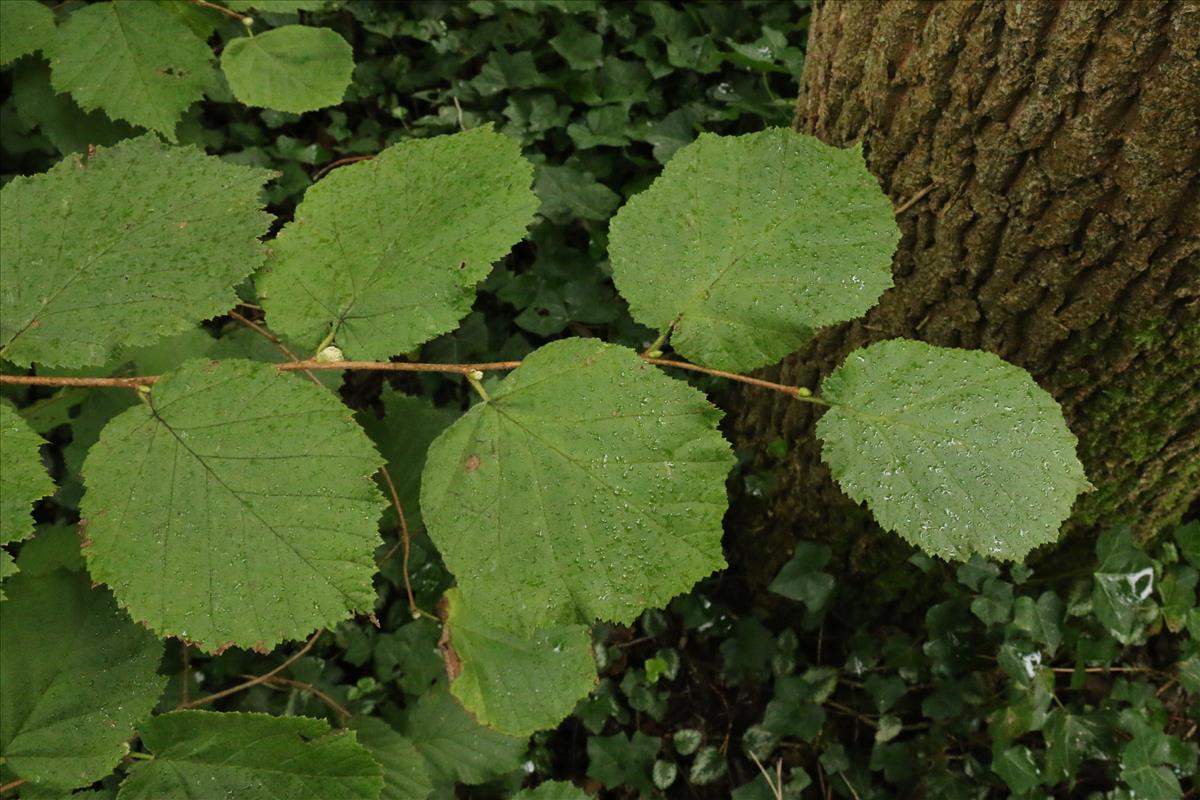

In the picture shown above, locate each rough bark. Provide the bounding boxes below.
[729,0,1199,589]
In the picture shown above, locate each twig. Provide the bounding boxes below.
[0,374,156,389]
[311,154,375,181]
[748,752,783,800]
[178,630,323,709]
[377,465,430,620]
[249,675,352,720]
[180,642,191,705]
[190,0,249,22]
[894,183,934,214]
[0,780,25,796]
[1,355,828,403]
[453,96,466,131]
[642,357,827,403]
[229,310,322,387]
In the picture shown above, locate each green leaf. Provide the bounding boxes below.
[357,389,458,535]
[401,689,526,785]
[768,541,834,614]
[1,570,164,791]
[11,59,137,155]
[221,26,354,114]
[349,717,433,800]
[549,21,604,69]
[1,400,52,545]
[0,551,15,599]
[1092,527,1157,644]
[1043,709,1115,785]
[514,782,589,800]
[14,523,85,577]
[0,135,273,368]
[118,711,382,800]
[444,588,595,736]
[226,0,331,10]
[991,745,1040,795]
[0,0,55,65]
[1176,520,1200,568]
[608,129,898,372]
[817,339,1089,561]
[587,731,659,794]
[258,126,536,359]
[535,164,621,223]
[421,338,733,635]
[48,0,214,138]
[79,358,385,652]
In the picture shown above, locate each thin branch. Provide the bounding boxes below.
[178,629,323,709]
[311,155,374,181]
[894,183,934,214]
[0,374,156,389]
[229,310,323,387]
[249,675,352,720]
[180,642,191,705]
[0,780,25,796]
[642,357,827,403]
[377,465,430,620]
[279,359,524,376]
[1,354,828,403]
[190,0,249,22]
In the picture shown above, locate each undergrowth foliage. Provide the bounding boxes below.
[0,2,1124,798]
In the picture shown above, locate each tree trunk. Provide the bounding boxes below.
[729,0,1199,590]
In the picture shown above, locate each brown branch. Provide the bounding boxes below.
[0,779,25,796]
[894,183,934,214]
[0,374,156,389]
[279,359,524,375]
[190,0,248,22]
[641,357,828,403]
[376,465,428,621]
[311,155,375,181]
[1,354,828,402]
[229,309,322,386]
[248,675,351,720]
[177,629,323,709]
[180,642,191,705]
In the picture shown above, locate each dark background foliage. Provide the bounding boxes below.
[1,2,1195,798]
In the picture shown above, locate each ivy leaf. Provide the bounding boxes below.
[48,0,214,139]
[0,0,55,65]
[991,745,1040,795]
[258,126,536,359]
[816,339,1089,561]
[1,400,53,545]
[118,711,383,800]
[1043,709,1115,785]
[767,541,834,615]
[348,717,433,800]
[444,588,596,736]
[401,688,526,785]
[1091,527,1157,644]
[608,129,898,372]
[587,731,660,794]
[79,359,385,652]
[0,570,164,792]
[0,135,274,368]
[421,338,734,635]
[535,163,621,223]
[221,26,354,114]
